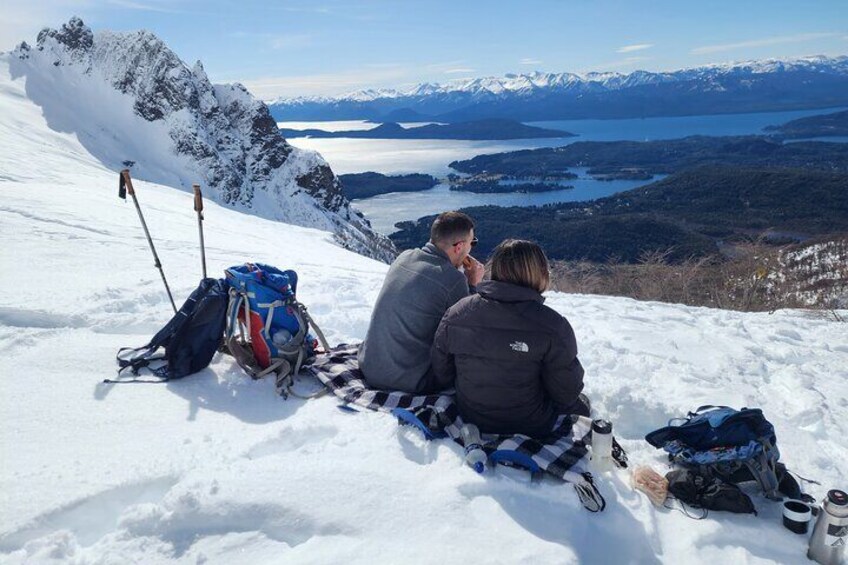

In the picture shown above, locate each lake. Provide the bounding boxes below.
[351,168,663,234]
[279,107,847,234]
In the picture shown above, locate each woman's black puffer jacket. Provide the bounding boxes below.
[431,280,585,438]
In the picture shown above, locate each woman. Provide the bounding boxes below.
[431,239,588,439]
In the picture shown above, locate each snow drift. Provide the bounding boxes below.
[7,17,394,262]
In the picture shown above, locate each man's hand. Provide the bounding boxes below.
[462,255,484,287]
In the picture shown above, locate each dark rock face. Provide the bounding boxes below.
[14,17,396,262]
[296,165,347,213]
[37,17,93,55]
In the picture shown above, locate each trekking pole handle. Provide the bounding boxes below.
[120,169,136,197]
[193,184,204,214]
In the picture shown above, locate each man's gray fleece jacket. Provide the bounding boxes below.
[359,242,470,393]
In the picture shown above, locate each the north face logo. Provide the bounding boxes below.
[510,341,529,353]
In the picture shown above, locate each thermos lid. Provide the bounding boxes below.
[592,419,612,434]
[827,489,847,506]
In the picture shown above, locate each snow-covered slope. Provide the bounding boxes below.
[6,17,394,262]
[2,44,848,564]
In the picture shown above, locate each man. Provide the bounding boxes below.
[359,211,484,393]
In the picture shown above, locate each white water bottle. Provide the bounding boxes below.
[461,423,487,474]
[591,419,614,471]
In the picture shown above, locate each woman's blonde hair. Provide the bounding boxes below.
[489,239,550,293]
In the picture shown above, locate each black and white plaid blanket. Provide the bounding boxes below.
[308,344,607,511]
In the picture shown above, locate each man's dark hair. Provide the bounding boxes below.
[430,211,475,246]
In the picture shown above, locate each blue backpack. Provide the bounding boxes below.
[225,263,329,397]
[645,405,783,499]
[113,277,230,381]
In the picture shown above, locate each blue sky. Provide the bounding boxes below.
[3,0,847,99]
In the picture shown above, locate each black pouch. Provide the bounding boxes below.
[667,469,757,515]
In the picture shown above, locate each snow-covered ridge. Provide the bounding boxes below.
[273,55,848,104]
[8,17,395,262]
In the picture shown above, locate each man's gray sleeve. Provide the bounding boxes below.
[445,276,471,310]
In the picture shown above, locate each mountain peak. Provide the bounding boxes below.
[10,18,395,261]
[36,16,93,53]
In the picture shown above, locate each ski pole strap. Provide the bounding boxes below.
[663,497,708,520]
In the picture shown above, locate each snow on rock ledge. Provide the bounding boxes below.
[9,17,395,262]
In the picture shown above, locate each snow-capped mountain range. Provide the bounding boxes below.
[269,56,848,122]
[7,18,395,261]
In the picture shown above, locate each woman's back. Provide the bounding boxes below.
[431,279,585,438]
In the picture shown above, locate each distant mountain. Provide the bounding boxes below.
[269,56,848,122]
[9,17,395,261]
[280,119,574,140]
[765,109,848,138]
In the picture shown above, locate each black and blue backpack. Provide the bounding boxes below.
[113,277,230,381]
[645,405,791,500]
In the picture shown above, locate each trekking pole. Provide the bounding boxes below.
[193,184,207,279]
[118,169,178,314]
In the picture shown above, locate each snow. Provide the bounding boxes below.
[2,37,848,565]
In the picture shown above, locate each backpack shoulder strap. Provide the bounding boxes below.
[107,347,170,383]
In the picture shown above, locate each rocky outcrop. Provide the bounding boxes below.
[11,17,395,262]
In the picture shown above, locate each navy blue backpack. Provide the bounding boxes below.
[112,278,230,381]
[645,405,785,499]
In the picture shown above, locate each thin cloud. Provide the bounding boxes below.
[445,68,475,74]
[520,58,543,65]
[692,32,840,55]
[590,56,652,72]
[236,66,412,99]
[617,43,653,53]
[425,60,466,70]
[269,34,312,50]
[107,0,181,13]
[230,31,313,50]
[280,6,332,15]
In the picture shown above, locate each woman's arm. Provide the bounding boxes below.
[540,318,585,409]
[430,316,457,389]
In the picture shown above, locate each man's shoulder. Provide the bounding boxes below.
[395,247,464,284]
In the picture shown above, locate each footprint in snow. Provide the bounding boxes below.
[246,425,339,459]
[0,475,179,552]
